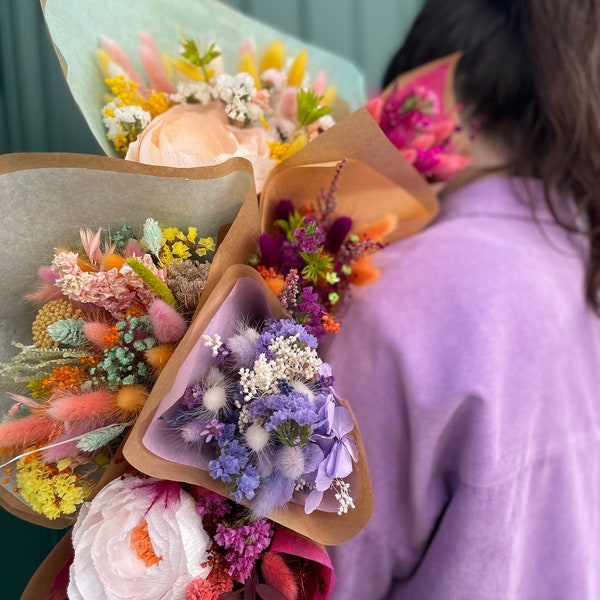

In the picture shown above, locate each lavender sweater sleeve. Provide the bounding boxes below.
[325,177,600,599]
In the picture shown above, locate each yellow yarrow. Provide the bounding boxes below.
[16,455,90,519]
[268,140,291,163]
[105,75,143,107]
[141,92,170,119]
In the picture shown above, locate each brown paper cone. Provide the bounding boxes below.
[260,108,439,244]
[124,263,373,546]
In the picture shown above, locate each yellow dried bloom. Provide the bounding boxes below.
[268,140,292,163]
[16,454,90,519]
[32,300,83,349]
[142,92,170,119]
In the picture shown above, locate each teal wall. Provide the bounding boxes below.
[0,1,424,597]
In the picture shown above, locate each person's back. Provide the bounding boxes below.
[326,0,600,597]
[327,176,600,598]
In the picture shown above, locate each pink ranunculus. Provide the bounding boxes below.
[68,475,212,600]
[125,102,276,192]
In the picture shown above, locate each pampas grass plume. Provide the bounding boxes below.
[260,553,299,600]
[47,390,116,422]
[0,413,56,455]
[145,343,176,372]
[115,384,148,415]
[83,321,112,349]
[148,299,187,343]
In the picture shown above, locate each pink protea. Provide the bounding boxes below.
[0,413,56,453]
[46,390,116,422]
[148,299,187,343]
[261,553,299,600]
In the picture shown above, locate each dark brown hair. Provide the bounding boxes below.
[455,0,600,313]
[385,0,600,313]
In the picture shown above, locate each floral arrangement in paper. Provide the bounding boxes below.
[167,315,357,519]
[67,472,334,600]
[251,159,396,340]
[366,57,471,182]
[99,33,337,191]
[0,219,214,521]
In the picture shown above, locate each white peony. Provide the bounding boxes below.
[68,475,212,600]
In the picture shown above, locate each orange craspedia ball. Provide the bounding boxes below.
[145,344,176,372]
[101,253,126,272]
[115,384,149,416]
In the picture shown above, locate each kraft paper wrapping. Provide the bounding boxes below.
[0,153,257,528]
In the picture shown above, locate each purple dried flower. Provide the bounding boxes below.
[324,216,353,254]
[273,199,294,222]
[181,383,203,409]
[258,233,283,268]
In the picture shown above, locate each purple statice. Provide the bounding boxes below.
[209,438,260,502]
[262,317,318,348]
[293,216,325,254]
[180,382,203,409]
[209,438,249,483]
[214,518,274,582]
[194,488,232,518]
[249,391,319,446]
[233,465,260,503]
[215,422,236,445]
[295,286,327,339]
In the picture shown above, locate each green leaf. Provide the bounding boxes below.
[296,89,332,126]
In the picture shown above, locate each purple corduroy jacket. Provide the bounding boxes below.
[325,176,600,599]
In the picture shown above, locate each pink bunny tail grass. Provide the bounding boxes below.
[100,35,149,96]
[124,239,144,258]
[83,321,112,350]
[0,413,56,455]
[46,390,117,422]
[312,70,328,97]
[279,87,298,120]
[261,553,299,600]
[38,266,60,285]
[25,283,64,304]
[148,299,187,343]
[40,418,110,462]
[139,31,175,94]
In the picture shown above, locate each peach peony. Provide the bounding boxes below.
[126,102,276,192]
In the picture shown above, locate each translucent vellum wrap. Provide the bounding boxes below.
[123,264,374,546]
[0,153,257,528]
[41,0,366,157]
